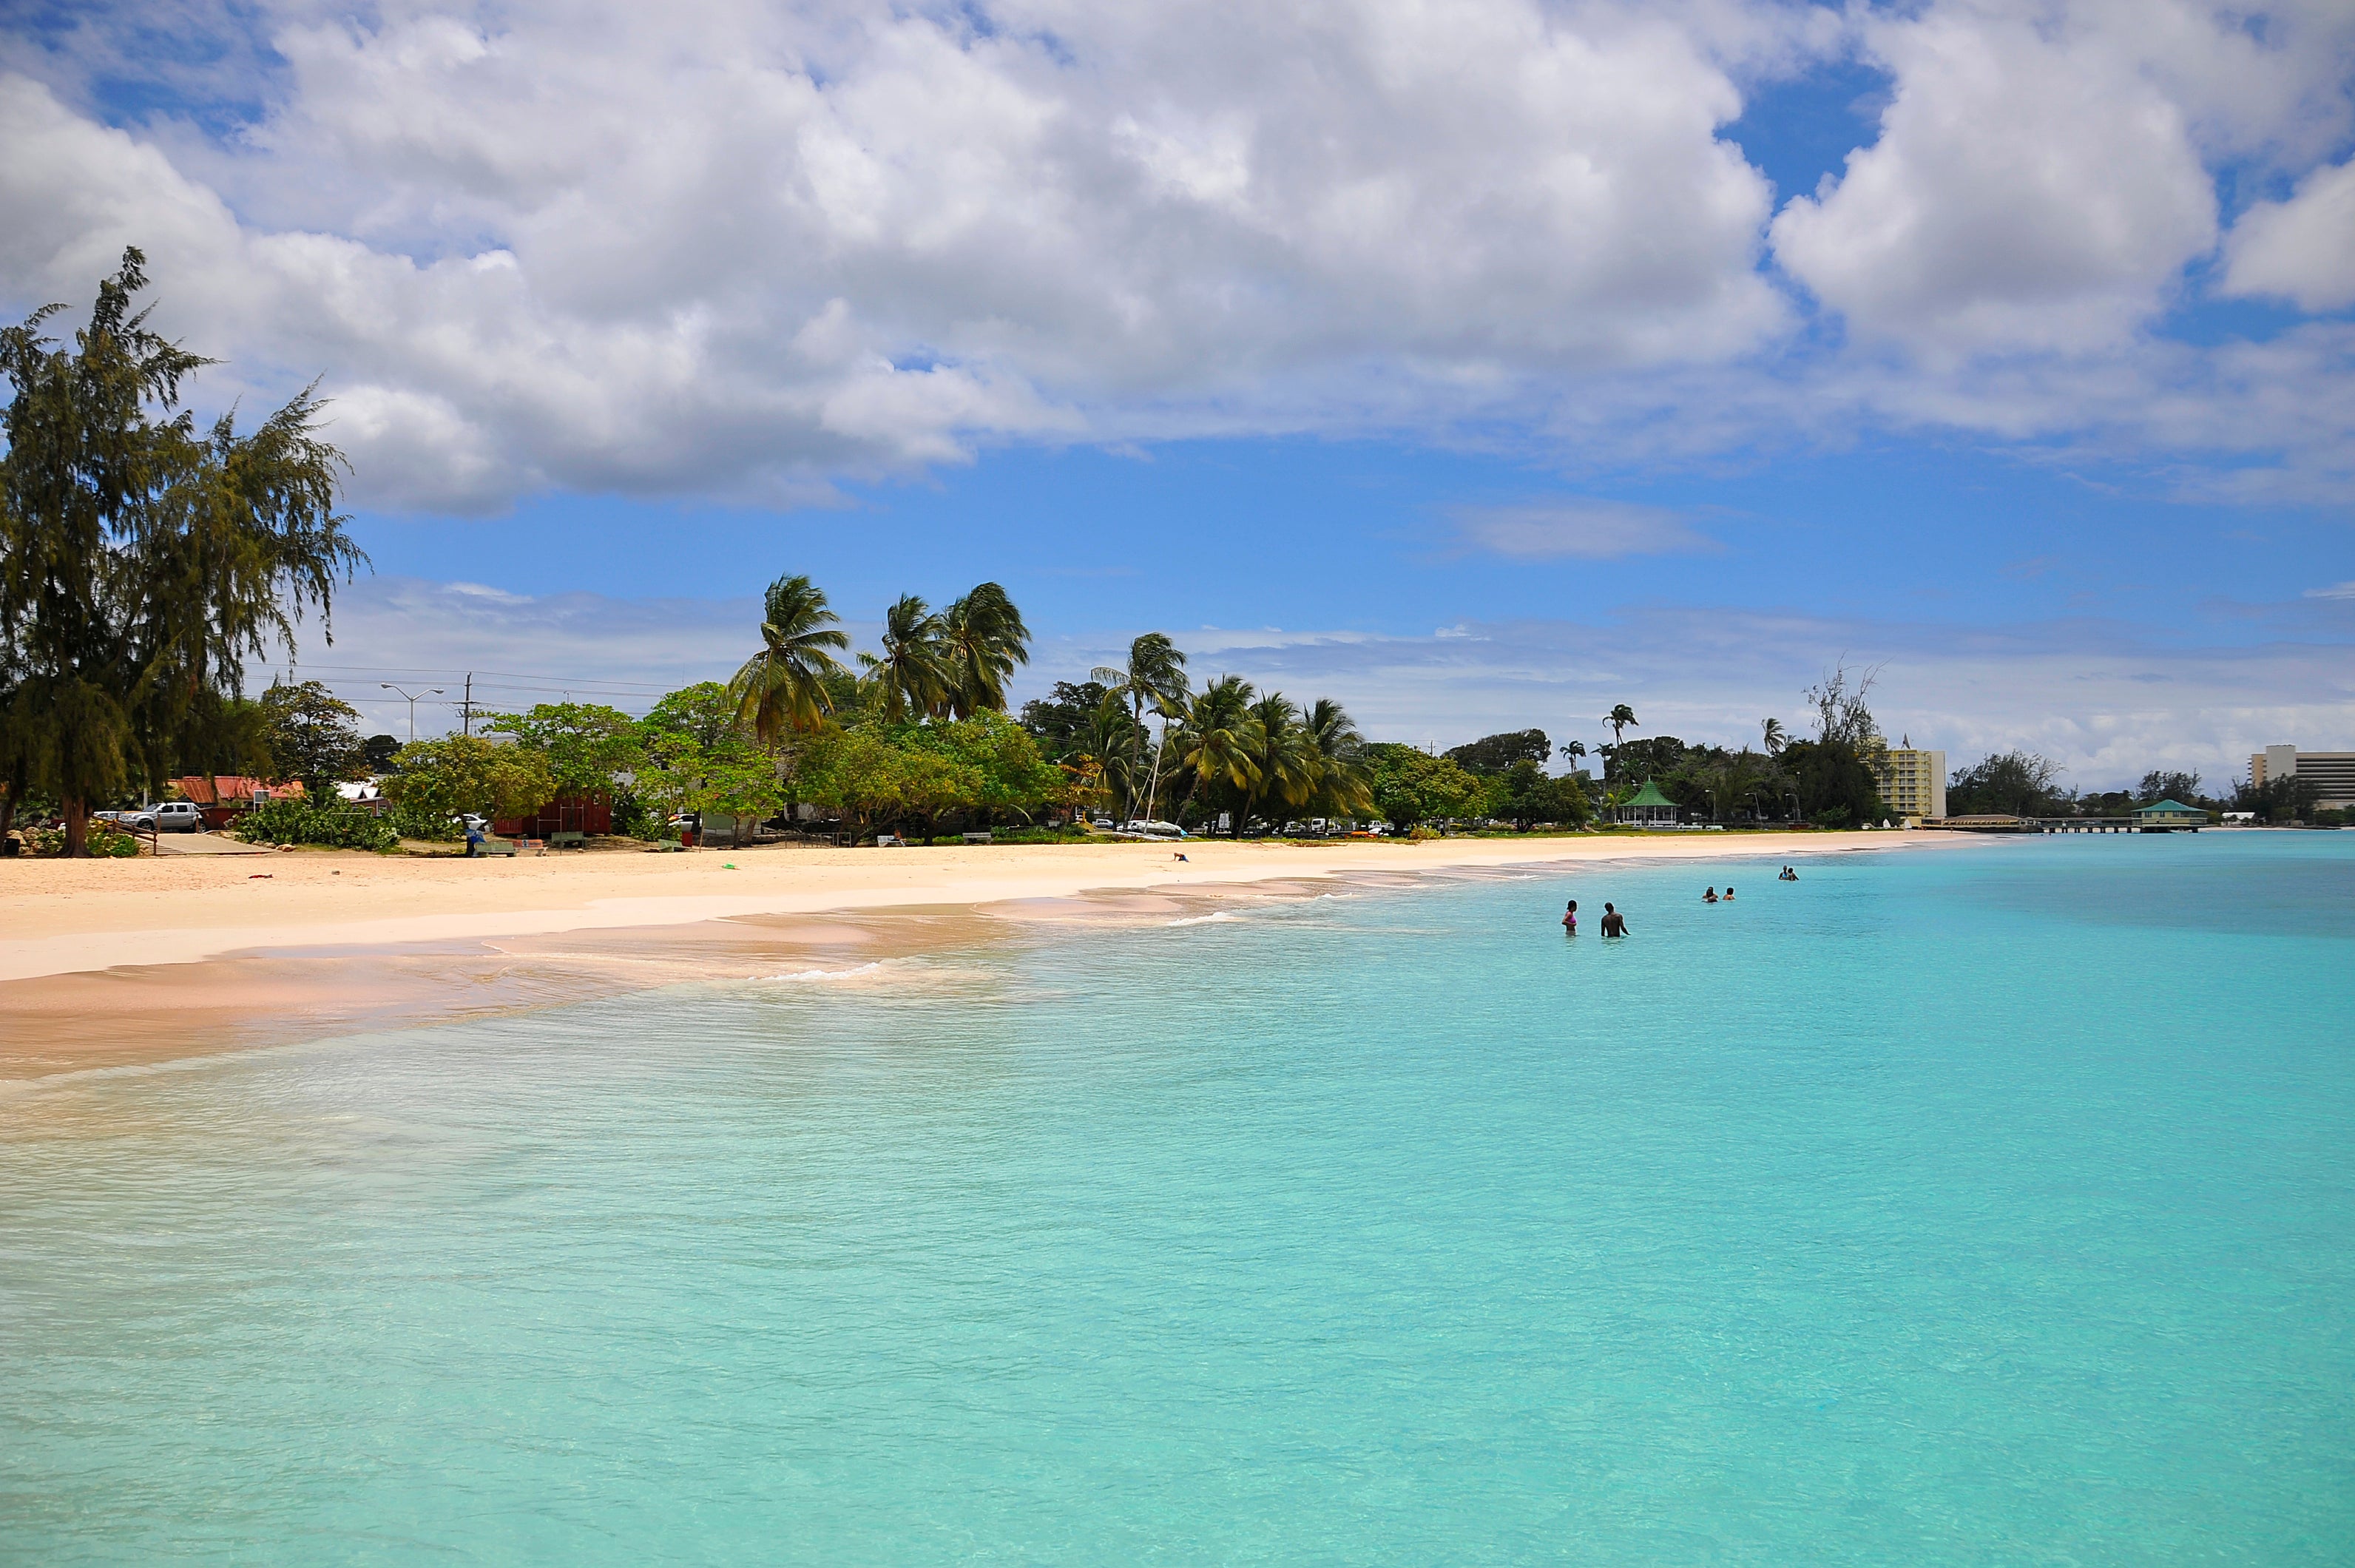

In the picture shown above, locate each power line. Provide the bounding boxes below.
[249,660,697,691]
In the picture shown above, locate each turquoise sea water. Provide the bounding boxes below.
[4,833,2353,1564]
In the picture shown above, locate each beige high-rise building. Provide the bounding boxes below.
[2250,746,2355,809]
[1868,740,1947,821]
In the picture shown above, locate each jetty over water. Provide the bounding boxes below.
[1933,806,2203,834]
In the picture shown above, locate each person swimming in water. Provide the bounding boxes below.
[1722,885,1734,900]
[1703,886,1718,903]
[1600,902,1628,937]
[1779,865,1798,881]
[1562,899,1578,934]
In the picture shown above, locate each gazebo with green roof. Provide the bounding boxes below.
[1617,778,1680,826]
[2132,798,2204,832]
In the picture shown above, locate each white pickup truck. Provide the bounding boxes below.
[121,801,204,833]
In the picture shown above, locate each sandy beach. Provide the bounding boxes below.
[0,830,1965,1078]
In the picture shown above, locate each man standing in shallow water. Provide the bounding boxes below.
[1600,903,1628,938]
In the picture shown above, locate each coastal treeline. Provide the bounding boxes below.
[369,575,1393,843]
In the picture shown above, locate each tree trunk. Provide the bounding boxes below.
[63,796,90,857]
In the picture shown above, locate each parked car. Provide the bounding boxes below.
[124,802,203,833]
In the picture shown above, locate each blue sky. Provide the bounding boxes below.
[4,0,2353,785]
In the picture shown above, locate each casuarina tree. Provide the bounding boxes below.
[0,249,362,855]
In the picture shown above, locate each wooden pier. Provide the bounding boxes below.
[1931,814,2199,834]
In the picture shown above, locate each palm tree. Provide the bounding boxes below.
[1558,740,1587,771]
[939,582,1030,718]
[1092,632,1189,820]
[1302,697,1374,821]
[1075,691,1144,817]
[1238,692,1318,836]
[1175,675,1262,827]
[730,573,850,744]
[1091,632,1189,729]
[1761,717,1787,756]
[856,594,951,722]
[1605,704,1638,747]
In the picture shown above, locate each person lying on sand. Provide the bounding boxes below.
[1601,903,1628,937]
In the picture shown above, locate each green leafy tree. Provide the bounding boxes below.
[2237,773,2320,824]
[1016,682,1106,756]
[1362,743,1484,832]
[785,725,979,842]
[0,249,363,854]
[636,682,782,833]
[1780,738,1887,827]
[730,573,849,744]
[2137,768,2203,805]
[643,682,738,748]
[484,702,643,797]
[1443,729,1550,775]
[1603,734,1692,787]
[257,679,367,795]
[362,733,401,771]
[382,735,555,834]
[1487,758,1591,828]
[939,582,1031,718]
[1947,750,2069,817]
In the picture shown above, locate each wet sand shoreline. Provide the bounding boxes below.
[1,831,1970,1081]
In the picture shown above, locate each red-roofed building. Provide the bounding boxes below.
[169,776,305,829]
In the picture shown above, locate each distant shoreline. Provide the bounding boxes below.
[0,829,1965,985]
[0,831,1979,1082]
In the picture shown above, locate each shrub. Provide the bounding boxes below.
[234,798,399,851]
[26,822,141,856]
[389,802,463,842]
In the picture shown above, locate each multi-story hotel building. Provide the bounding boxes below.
[1868,740,1947,822]
[2249,746,2355,810]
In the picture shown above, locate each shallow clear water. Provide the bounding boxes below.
[4,834,2353,1564]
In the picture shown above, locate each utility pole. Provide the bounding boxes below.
[461,672,474,737]
[381,683,445,743]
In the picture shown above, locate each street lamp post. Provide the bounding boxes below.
[380,683,445,743]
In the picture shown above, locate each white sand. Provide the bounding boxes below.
[0,830,1962,984]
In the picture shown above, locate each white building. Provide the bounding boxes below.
[2249,746,2355,810]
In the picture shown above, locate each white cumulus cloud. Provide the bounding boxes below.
[1,0,2354,507]
[2223,158,2355,312]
